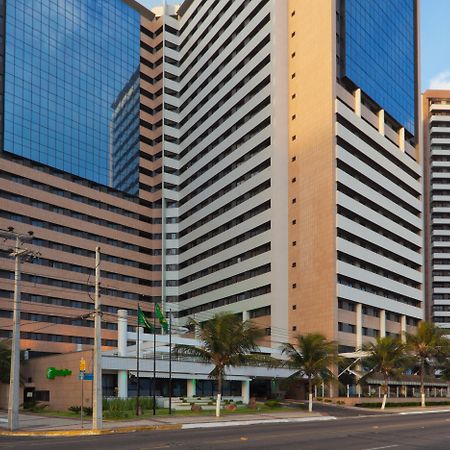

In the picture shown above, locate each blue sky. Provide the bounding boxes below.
[421,0,450,90]
[139,0,445,91]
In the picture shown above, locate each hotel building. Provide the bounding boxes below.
[423,90,450,336]
[0,0,422,357]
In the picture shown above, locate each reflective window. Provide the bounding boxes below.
[4,0,140,192]
[344,0,416,134]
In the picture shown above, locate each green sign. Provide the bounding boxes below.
[47,367,72,379]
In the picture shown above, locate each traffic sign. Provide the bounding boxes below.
[83,373,94,381]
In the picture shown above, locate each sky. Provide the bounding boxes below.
[138,0,447,92]
[421,0,450,91]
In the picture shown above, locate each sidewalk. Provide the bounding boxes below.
[0,409,328,436]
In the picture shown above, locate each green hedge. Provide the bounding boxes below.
[102,397,154,413]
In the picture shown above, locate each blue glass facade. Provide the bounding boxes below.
[3,0,141,191]
[343,0,416,134]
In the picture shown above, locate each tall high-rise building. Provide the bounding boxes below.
[0,0,422,356]
[423,90,450,337]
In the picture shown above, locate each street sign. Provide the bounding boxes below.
[79,358,86,371]
[83,373,94,381]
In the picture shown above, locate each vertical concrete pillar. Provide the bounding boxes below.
[187,379,196,398]
[241,380,250,404]
[378,109,385,135]
[117,310,128,398]
[400,315,407,343]
[242,311,250,322]
[354,88,361,117]
[356,303,362,350]
[398,127,405,151]
[379,309,386,338]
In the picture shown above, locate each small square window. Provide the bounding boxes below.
[292,305,297,310]
[292,241,297,246]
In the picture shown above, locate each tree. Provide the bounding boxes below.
[362,336,407,410]
[173,313,265,417]
[0,339,11,383]
[405,321,450,407]
[281,333,339,412]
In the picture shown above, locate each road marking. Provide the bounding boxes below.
[399,409,450,416]
[182,416,336,429]
[361,445,399,450]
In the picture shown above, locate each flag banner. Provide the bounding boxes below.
[155,303,169,332]
[138,305,153,331]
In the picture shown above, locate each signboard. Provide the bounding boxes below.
[79,358,86,371]
[84,373,94,381]
[47,367,72,379]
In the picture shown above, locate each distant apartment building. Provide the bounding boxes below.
[423,90,450,336]
[0,0,422,356]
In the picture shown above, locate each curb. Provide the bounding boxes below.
[0,423,182,437]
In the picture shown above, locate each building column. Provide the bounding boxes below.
[377,109,385,136]
[187,379,196,398]
[242,311,250,322]
[117,310,128,398]
[354,88,361,117]
[356,303,362,349]
[379,309,386,338]
[398,127,405,151]
[241,380,250,404]
[400,315,407,343]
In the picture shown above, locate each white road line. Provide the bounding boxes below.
[399,409,450,416]
[362,445,399,450]
[182,416,337,429]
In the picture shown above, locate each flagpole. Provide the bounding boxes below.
[153,310,156,415]
[169,309,172,415]
[136,305,140,416]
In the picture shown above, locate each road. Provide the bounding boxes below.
[1,412,449,450]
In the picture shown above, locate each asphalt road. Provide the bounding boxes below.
[1,412,449,450]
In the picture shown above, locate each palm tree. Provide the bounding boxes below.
[405,321,450,407]
[173,313,265,417]
[362,336,407,410]
[281,333,339,412]
[0,339,11,383]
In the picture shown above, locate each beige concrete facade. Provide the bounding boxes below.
[288,0,337,342]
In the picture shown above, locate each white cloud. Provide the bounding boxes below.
[429,71,450,89]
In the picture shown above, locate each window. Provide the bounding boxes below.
[292,177,296,183]
[292,198,297,204]
[292,156,296,162]
[292,262,296,268]
[292,219,297,225]
[292,305,297,310]
[292,241,297,246]
[292,283,297,288]
[292,326,297,331]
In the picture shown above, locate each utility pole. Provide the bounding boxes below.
[92,246,102,429]
[0,228,39,432]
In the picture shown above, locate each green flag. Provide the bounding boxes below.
[155,303,168,332]
[137,305,153,331]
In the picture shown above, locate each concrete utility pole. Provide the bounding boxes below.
[92,246,103,429]
[0,228,39,431]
